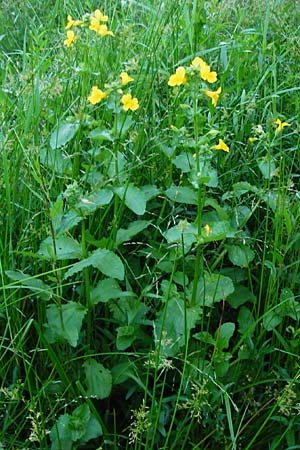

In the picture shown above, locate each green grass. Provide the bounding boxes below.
[1,0,300,448]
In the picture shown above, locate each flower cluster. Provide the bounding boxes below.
[168,56,228,152]
[63,9,114,47]
[168,56,222,108]
[87,71,139,112]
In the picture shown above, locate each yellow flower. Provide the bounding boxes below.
[88,86,107,105]
[97,24,114,37]
[64,30,77,47]
[204,224,212,236]
[94,9,108,22]
[213,138,229,152]
[274,118,291,133]
[201,66,217,83]
[89,10,114,36]
[204,86,222,107]
[121,93,139,111]
[248,137,257,143]
[168,66,187,87]
[65,15,83,29]
[191,56,206,70]
[120,71,134,86]
[191,57,217,83]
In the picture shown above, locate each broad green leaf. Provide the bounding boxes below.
[164,222,198,253]
[154,297,199,357]
[172,152,194,172]
[199,220,234,243]
[64,248,124,280]
[238,306,255,336]
[258,156,277,180]
[141,185,160,201]
[50,121,80,149]
[50,404,102,450]
[50,414,73,450]
[194,272,235,306]
[165,185,198,205]
[109,297,147,325]
[54,209,83,236]
[213,351,232,377]
[115,114,133,139]
[115,184,147,215]
[263,309,283,331]
[116,220,151,245]
[233,182,258,196]
[226,244,255,268]
[40,147,72,175]
[108,151,127,181]
[39,236,82,260]
[84,359,112,399]
[44,301,87,347]
[5,270,52,301]
[215,322,235,351]
[88,127,114,141]
[76,188,113,213]
[90,278,123,305]
[193,331,215,345]
[227,284,256,308]
[116,325,136,350]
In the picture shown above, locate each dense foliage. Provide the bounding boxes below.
[1,0,300,448]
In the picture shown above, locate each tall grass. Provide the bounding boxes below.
[1,0,300,448]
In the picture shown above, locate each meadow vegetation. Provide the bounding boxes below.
[0,0,300,448]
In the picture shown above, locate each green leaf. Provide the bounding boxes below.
[38,236,82,260]
[227,284,256,308]
[116,220,151,245]
[44,301,87,347]
[54,209,83,236]
[258,156,277,179]
[263,309,283,331]
[50,121,80,149]
[64,248,124,280]
[40,147,72,175]
[116,325,136,350]
[115,184,147,215]
[76,188,113,213]
[84,359,112,399]
[88,127,114,142]
[154,297,199,357]
[50,404,102,450]
[194,272,235,306]
[193,331,215,345]
[115,114,133,139]
[164,222,198,253]
[50,414,73,450]
[172,152,194,172]
[215,322,235,351]
[90,278,123,305]
[238,306,255,336]
[165,185,198,205]
[226,244,255,268]
[5,270,52,301]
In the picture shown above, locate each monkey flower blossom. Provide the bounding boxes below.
[65,15,83,29]
[88,86,108,105]
[64,30,77,47]
[120,72,134,86]
[204,86,222,107]
[168,66,187,87]
[274,118,291,134]
[191,57,217,83]
[121,93,139,111]
[213,138,229,152]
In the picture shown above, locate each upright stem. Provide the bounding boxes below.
[191,92,204,306]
